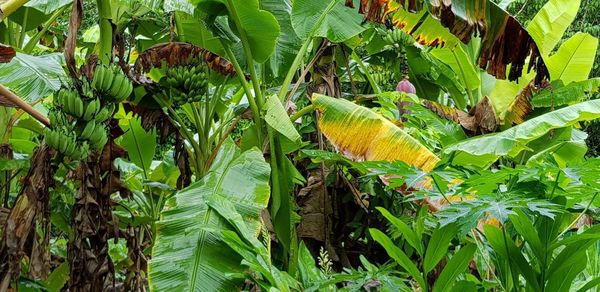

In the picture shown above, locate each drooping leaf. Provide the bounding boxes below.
[264,95,301,143]
[149,142,270,291]
[312,94,439,171]
[443,99,600,168]
[292,0,366,43]
[0,53,66,103]
[134,42,237,77]
[350,0,548,81]
[119,116,157,176]
[527,0,580,55]
[503,80,550,126]
[546,33,599,85]
[0,44,16,63]
[531,78,600,108]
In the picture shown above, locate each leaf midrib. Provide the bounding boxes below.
[188,156,237,290]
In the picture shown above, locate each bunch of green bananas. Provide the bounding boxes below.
[370,69,394,86]
[91,64,133,102]
[44,87,115,160]
[164,63,209,104]
[382,29,412,46]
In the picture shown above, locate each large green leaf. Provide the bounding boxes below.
[262,0,302,78]
[11,0,72,31]
[369,228,426,289]
[119,116,157,177]
[432,244,477,292]
[546,33,598,84]
[531,78,600,108]
[149,142,270,291]
[264,94,301,143]
[292,0,366,43]
[443,99,600,168]
[312,94,440,171]
[0,52,66,103]
[526,0,580,55]
[430,46,480,93]
[228,0,280,63]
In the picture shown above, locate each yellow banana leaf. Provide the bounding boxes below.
[312,94,439,171]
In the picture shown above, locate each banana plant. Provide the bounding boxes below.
[149,141,271,291]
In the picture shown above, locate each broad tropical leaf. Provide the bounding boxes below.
[149,142,270,291]
[119,116,157,176]
[292,0,366,43]
[263,0,302,78]
[546,33,598,85]
[531,78,600,108]
[0,53,66,103]
[264,95,301,143]
[527,0,580,55]
[443,99,600,168]
[349,0,547,81]
[312,94,439,171]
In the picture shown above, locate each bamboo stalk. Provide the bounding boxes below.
[0,84,50,127]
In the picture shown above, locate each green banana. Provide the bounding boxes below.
[102,66,114,92]
[65,137,76,157]
[109,73,124,99]
[80,120,96,140]
[92,131,108,151]
[83,99,100,121]
[58,131,69,153]
[92,65,105,91]
[73,92,84,118]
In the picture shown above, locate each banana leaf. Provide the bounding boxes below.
[312,94,439,171]
[349,0,547,81]
[149,142,270,291]
[443,99,600,168]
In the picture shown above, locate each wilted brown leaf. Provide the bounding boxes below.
[504,80,550,125]
[0,44,16,63]
[348,0,548,82]
[134,42,239,77]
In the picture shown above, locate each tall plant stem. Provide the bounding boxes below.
[222,44,263,142]
[96,0,112,64]
[290,105,315,123]
[277,0,341,102]
[225,0,264,110]
[17,8,28,47]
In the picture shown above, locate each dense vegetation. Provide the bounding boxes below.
[0,0,599,291]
